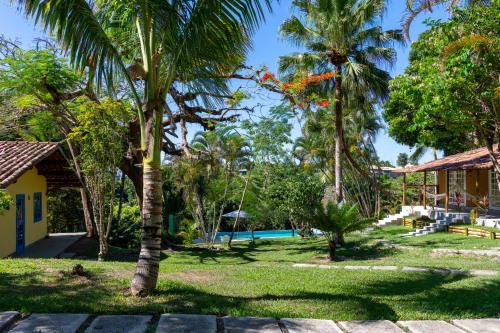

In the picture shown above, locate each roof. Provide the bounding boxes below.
[397,145,500,173]
[0,141,81,189]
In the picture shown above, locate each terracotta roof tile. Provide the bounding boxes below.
[397,145,500,173]
[0,141,60,188]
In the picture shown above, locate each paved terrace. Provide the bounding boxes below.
[1,312,499,333]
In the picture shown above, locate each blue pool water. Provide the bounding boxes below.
[215,229,297,241]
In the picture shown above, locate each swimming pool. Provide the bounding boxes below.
[215,229,298,241]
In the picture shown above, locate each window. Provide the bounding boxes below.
[449,170,466,204]
[489,170,500,208]
[34,192,42,223]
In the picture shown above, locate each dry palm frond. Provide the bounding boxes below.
[440,34,495,60]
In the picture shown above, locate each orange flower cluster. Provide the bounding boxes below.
[316,100,330,107]
[282,72,334,93]
[262,72,275,82]
[304,72,334,84]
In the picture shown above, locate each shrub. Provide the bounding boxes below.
[108,204,142,249]
[0,190,13,214]
[176,219,201,245]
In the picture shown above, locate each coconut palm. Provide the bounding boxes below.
[14,0,273,296]
[403,0,490,40]
[279,0,403,203]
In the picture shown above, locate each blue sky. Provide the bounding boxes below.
[0,0,450,165]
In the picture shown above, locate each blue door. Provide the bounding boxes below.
[15,194,26,253]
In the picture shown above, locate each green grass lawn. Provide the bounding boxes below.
[0,227,499,320]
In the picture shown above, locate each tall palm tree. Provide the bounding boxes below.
[15,0,272,296]
[403,0,490,39]
[280,0,403,203]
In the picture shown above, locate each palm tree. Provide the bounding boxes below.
[15,0,273,296]
[280,0,403,203]
[402,0,489,39]
[313,202,373,259]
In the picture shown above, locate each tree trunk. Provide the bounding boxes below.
[334,64,343,204]
[80,188,94,237]
[328,240,336,261]
[485,143,500,192]
[228,175,250,250]
[66,140,95,237]
[116,172,126,224]
[131,163,163,296]
[97,217,108,262]
[336,232,345,246]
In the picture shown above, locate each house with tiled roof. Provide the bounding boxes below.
[0,141,80,257]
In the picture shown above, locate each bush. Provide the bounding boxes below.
[108,204,142,249]
[175,219,200,245]
[0,190,13,214]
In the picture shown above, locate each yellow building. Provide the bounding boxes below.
[0,141,80,257]
[398,145,500,211]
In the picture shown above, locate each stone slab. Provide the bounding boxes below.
[432,268,451,275]
[398,320,466,333]
[0,311,20,331]
[223,317,281,333]
[292,264,318,268]
[9,313,88,333]
[452,318,500,333]
[338,320,404,333]
[449,269,467,275]
[469,270,498,276]
[344,266,371,270]
[371,266,398,271]
[156,314,216,333]
[85,315,152,333]
[402,266,429,273]
[281,318,343,333]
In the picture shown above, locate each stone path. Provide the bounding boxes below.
[291,263,499,276]
[85,315,152,333]
[432,248,500,258]
[1,312,499,333]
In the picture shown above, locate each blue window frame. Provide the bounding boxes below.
[34,192,42,223]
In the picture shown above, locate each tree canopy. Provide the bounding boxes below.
[384,2,499,156]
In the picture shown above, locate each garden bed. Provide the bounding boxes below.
[403,215,433,229]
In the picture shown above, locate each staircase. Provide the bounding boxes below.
[404,211,471,237]
[376,212,412,227]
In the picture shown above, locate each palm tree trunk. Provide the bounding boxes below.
[334,64,343,203]
[328,239,336,260]
[131,162,163,296]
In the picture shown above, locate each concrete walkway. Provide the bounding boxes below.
[12,233,85,259]
[1,312,499,333]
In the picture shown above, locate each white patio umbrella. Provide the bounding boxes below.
[222,210,249,219]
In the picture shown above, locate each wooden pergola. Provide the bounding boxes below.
[396,145,500,213]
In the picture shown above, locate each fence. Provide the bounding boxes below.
[447,226,499,239]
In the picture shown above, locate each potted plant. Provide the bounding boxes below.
[454,192,464,212]
[476,195,489,217]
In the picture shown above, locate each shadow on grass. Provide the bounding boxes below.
[334,238,398,261]
[1,267,498,320]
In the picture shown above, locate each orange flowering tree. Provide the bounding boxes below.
[258,66,333,110]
